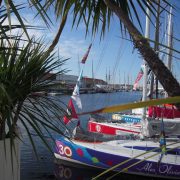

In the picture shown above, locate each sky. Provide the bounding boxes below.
[5,0,180,85]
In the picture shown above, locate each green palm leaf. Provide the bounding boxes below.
[0,38,69,156]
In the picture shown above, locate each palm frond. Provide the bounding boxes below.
[0,38,69,155]
[38,0,171,37]
[4,1,30,40]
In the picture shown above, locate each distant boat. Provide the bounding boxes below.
[47,92,63,96]
[95,84,112,93]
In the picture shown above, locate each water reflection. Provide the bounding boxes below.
[54,159,122,180]
[53,159,163,180]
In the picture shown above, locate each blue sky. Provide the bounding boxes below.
[55,1,180,85]
[9,1,180,84]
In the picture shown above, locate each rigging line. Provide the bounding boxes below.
[112,44,121,84]
[112,38,126,85]
[172,36,180,42]
[87,38,111,110]
[91,32,115,111]
[173,59,180,81]
[92,140,180,180]
[94,26,114,78]
[157,13,180,61]
[94,37,109,78]
[173,18,180,38]
[127,39,141,75]
[127,51,139,83]
[173,19,180,43]
[165,33,180,42]
[107,144,180,180]
[158,50,180,60]
[159,10,167,49]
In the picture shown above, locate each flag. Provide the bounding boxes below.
[133,68,144,90]
[81,43,92,64]
[71,84,82,109]
[63,99,79,126]
[71,69,83,109]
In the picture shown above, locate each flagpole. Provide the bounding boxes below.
[71,44,92,109]
[63,43,92,135]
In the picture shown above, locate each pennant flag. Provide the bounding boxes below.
[63,99,79,125]
[133,68,144,90]
[71,85,82,109]
[81,43,92,64]
[71,69,83,109]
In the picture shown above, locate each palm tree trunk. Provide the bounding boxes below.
[104,0,180,99]
[47,12,68,54]
[46,0,71,55]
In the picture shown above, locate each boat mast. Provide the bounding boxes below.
[165,6,173,97]
[119,71,121,90]
[142,4,151,117]
[106,68,107,84]
[109,67,111,89]
[92,58,95,88]
[149,0,160,99]
[124,71,126,91]
[166,6,173,72]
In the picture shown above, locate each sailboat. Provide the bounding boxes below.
[54,6,180,180]
[87,4,180,137]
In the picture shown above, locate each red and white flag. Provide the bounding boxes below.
[63,99,80,126]
[133,68,144,90]
[81,43,92,64]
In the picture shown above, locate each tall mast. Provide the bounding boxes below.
[124,71,126,90]
[106,68,107,84]
[164,6,173,98]
[127,74,129,86]
[149,0,160,99]
[142,3,151,117]
[92,59,94,88]
[166,6,173,71]
[109,67,111,85]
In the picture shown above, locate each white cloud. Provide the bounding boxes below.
[57,38,90,59]
[2,13,47,41]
